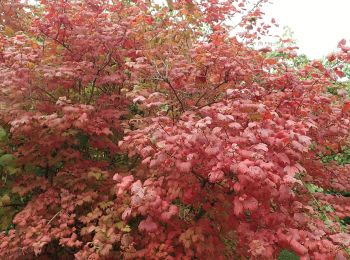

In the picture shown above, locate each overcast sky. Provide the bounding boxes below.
[262,0,350,59]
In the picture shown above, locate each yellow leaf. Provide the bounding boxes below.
[249,113,262,121]
[121,225,131,233]
[88,171,102,180]
[115,221,124,230]
[3,26,14,37]
[1,194,11,205]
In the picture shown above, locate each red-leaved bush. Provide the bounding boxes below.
[0,0,350,259]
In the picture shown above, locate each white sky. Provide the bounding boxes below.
[263,0,350,59]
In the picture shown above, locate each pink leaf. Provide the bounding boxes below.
[113,173,122,182]
[138,216,158,233]
[175,161,192,173]
[228,122,242,129]
[116,175,134,196]
[205,146,220,156]
[248,166,266,180]
[253,143,268,152]
[291,140,307,152]
[122,207,132,220]
[338,38,346,48]
[284,165,300,176]
[330,233,350,246]
[277,153,290,165]
[208,170,224,183]
[243,197,258,212]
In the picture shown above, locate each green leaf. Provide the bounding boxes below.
[278,249,300,260]
[323,205,334,213]
[0,126,6,141]
[0,207,16,232]
[0,154,16,167]
[305,183,323,193]
[77,133,89,148]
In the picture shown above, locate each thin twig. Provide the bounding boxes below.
[87,52,112,104]
[232,0,264,30]
[40,30,73,53]
[164,78,185,112]
[47,210,61,225]
[195,79,228,107]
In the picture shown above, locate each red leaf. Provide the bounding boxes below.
[342,102,350,113]
[290,239,308,255]
[233,197,243,216]
[335,69,345,78]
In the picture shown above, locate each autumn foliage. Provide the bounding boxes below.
[0,0,350,259]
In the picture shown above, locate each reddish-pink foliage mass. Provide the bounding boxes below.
[0,0,350,259]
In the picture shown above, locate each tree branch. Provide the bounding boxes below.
[87,52,112,104]
[164,78,185,113]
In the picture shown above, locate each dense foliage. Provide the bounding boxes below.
[0,0,350,259]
